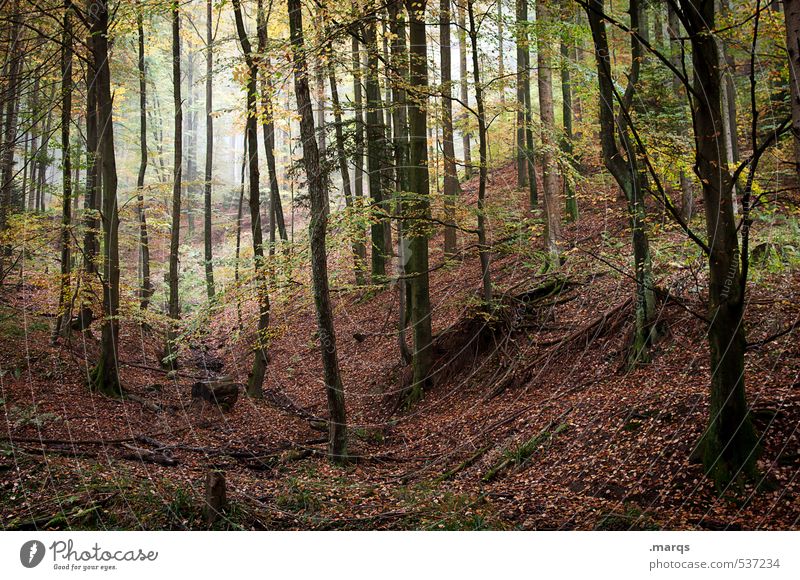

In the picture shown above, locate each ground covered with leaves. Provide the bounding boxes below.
[1,164,799,530]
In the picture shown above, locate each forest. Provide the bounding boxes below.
[0,0,798,531]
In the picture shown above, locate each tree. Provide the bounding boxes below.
[679,0,760,489]
[402,0,435,405]
[232,0,271,398]
[560,1,577,222]
[287,0,347,462]
[441,0,461,256]
[363,7,389,282]
[137,5,153,309]
[584,0,656,365]
[52,0,73,342]
[516,0,537,208]
[203,0,216,300]
[256,0,288,246]
[535,0,561,263]
[785,0,800,170]
[457,2,472,179]
[467,0,492,304]
[166,0,183,366]
[88,0,122,397]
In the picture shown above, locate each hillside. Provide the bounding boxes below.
[2,162,798,531]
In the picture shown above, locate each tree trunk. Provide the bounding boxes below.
[516,0,538,207]
[404,0,434,405]
[88,0,122,398]
[785,0,800,170]
[137,6,153,309]
[457,2,472,179]
[0,7,22,242]
[560,4,578,222]
[328,60,366,285]
[53,0,72,342]
[203,0,216,300]
[166,3,183,366]
[256,0,289,246]
[681,0,759,490]
[441,0,461,256]
[468,0,492,304]
[364,11,388,281]
[585,0,656,366]
[232,0,271,399]
[535,0,562,263]
[288,0,347,462]
[668,5,694,220]
[388,0,413,365]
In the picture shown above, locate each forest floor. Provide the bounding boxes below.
[1,162,799,530]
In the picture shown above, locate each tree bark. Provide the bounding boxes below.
[88,0,122,397]
[232,0,271,399]
[166,2,183,366]
[441,0,461,256]
[0,5,22,242]
[535,0,561,263]
[404,0,434,405]
[364,9,389,281]
[288,0,348,462]
[53,0,73,342]
[681,0,759,489]
[468,0,492,304]
[256,0,288,246]
[203,0,216,300]
[137,6,153,309]
[785,0,800,170]
[668,5,694,220]
[457,2,472,179]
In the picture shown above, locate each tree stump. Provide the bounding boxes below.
[192,377,240,412]
[204,469,227,526]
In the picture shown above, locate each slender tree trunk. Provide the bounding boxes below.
[0,7,22,241]
[203,0,216,300]
[468,0,492,304]
[364,10,388,281]
[26,75,39,212]
[561,6,578,222]
[441,0,461,256]
[536,0,561,263]
[288,0,347,461]
[137,7,153,309]
[88,0,122,397]
[388,0,413,365]
[166,2,183,365]
[668,5,694,220]
[256,0,288,245]
[404,0,434,405]
[457,2,472,179]
[515,0,527,189]
[497,0,504,103]
[585,0,656,366]
[328,61,365,285]
[84,33,100,283]
[351,36,368,274]
[232,0,270,399]
[234,131,246,331]
[35,85,55,213]
[681,0,759,490]
[785,0,800,170]
[52,0,73,342]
